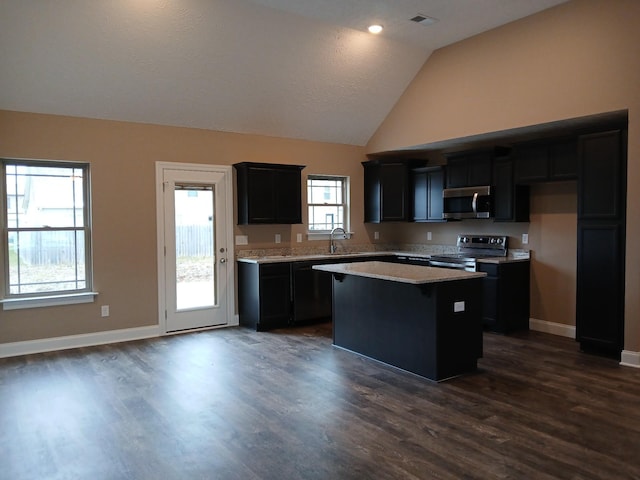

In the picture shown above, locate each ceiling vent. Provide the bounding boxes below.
[410,14,438,26]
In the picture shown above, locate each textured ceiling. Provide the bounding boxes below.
[0,0,567,146]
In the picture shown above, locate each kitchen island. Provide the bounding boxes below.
[313,261,486,381]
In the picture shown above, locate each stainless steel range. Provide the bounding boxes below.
[429,234,508,272]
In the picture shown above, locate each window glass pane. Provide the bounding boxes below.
[174,187,216,310]
[6,165,84,228]
[307,176,348,231]
[8,230,86,294]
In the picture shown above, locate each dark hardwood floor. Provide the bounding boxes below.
[1,324,639,480]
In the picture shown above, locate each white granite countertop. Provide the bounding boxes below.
[237,250,530,265]
[236,251,394,264]
[313,261,486,284]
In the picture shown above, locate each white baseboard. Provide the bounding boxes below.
[0,325,161,359]
[621,350,640,368]
[529,318,576,338]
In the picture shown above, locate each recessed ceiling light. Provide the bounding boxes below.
[368,24,383,34]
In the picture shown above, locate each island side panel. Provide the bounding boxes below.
[331,274,483,381]
[434,278,484,380]
[332,274,437,379]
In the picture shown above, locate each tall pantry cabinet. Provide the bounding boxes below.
[576,130,626,357]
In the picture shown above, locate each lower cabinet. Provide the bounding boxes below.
[238,262,292,331]
[238,256,397,331]
[576,222,624,356]
[477,261,530,334]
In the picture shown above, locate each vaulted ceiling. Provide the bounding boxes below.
[0,0,568,146]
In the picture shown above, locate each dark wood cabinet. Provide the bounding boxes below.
[576,223,624,354]
[477,261,530,334]
[514,138,578,184]
[238,255,397,331]
[238,262,292,331]
[363,160,423,223]
[411,166,445,222]
[445,150,492,188]
[578,131,623,220]
[492,157,529,222]
[576,130,626,357]
[233,162,305,224]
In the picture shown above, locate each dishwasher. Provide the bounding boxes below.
[291,261,333,324]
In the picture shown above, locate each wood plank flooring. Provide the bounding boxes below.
[1,324,639,480]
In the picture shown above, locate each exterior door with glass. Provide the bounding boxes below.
[162,168,229,332]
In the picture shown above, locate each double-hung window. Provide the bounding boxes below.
[307,175,349,233]
[1,159,93,308]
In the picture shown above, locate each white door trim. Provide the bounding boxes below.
[155,162,236,334]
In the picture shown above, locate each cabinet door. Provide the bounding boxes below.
[576,223,624,354]
[426,168,445,221]
[445,157,469,188]
[493,158,529,222]
[578,130,623,220]
[260,263,292,329]
[411,169,428,221]
[247,167,277,223]
[363,163,381,223]
[275,169,302,223]
[467,151,492,186]
[549,139,578,180]
[492,159,514,222]
[411,167,444,222]
[515,144,549,183]
[380,163,408,221]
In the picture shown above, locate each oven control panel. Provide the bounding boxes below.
[456,234,508,255]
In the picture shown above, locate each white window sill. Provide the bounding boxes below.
[307,232,353,241]
[1,292,98,310]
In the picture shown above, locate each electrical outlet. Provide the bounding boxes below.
[101,305,110,317]
[454,301,465,313]
[235,235,248,245]
[522,233,529,245]
[296,233,302,243]
[275,233,281,244]
[427,231,432,241]
[374,231,379,240]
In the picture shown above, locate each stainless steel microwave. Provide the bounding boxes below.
[442,185,492,219]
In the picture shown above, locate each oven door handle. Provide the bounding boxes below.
[471,192,478,215]
[429,260,465,269]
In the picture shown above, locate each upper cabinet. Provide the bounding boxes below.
[363,159,425,223]
[234,162,305,225]
[577,130,625,220]
[411,166,445,222]
[492,156,529,222]
[444,150,492,188]
[514,138,578,184]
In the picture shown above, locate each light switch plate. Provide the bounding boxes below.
[296,233,302,243]
[235,235,248,245]
[522,233,529,244]
[427,231,432,241]
[454,301,465,313]
[374,231,379,240]
[275,234,281,244]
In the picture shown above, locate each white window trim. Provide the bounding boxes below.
[1,291,98,310]
[307,174,350,234]
[1,158,94,308]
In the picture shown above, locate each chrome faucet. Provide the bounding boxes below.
[330,227,346,254]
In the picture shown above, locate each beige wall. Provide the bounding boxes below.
[0,110,369,343]
[367,0,640,351]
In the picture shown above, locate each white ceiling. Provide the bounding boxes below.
[0,0,568,146]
